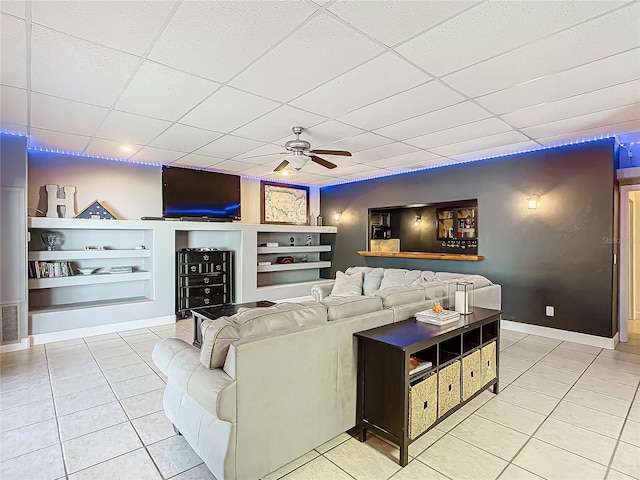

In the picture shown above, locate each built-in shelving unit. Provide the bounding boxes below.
[256,225,336,289]
[27,217,166,341]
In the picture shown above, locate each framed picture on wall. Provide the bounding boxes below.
[261,181,309,225]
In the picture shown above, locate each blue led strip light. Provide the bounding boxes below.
[3,130,630,188]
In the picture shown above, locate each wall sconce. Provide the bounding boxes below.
[527,194,540,210]
[413,215,421,226]
[333,212,342,222]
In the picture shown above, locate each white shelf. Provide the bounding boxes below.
[29,271,151,289]
[256,279,333,290]
[29,296,151,314]
[28,249,151,260]
[257,261,331,273]
[257,245,331,254]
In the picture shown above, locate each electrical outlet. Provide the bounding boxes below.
[545,306,554,317]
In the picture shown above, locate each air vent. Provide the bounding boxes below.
[1,305,19,344]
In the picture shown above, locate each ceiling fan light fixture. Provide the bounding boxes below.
[284,153,311,170]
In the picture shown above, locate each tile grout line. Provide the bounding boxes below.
[603,384,640,479]
[492,341,615,479]
[61,332,168,479]
[44,340,70,479]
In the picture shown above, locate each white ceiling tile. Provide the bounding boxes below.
[476,49,640,115]
[319,163,377,177]
[328,1,475,47]
[115,61,220,121]
[171,154,223,168]
[342,168,389,180]
[375,101,491,141]
[1,14,26,88]
[397,1,627,77]
[194,135,264,159]
[239,160,285,177]
[180,86,279,132]
[233,106,326,143]
[1,1,25,18]
[31,1,175,56]
[149,1,317,82]
[350,142,420,162]
[28,128,91,152]
[31,25,140,106]
[131,146,186,164]
[339,81,466,131]
[149,124,222,153]
[0,85,26,126]
[444,3,640,97]
[31,92,109,136]
[234,143,286,164]
[283,121,364,149]
[210,159,256,174]
[539,120,640,145]
[522,103,640,139]
[291,53,428,117]
[367,151,441,168]
[230,14,383,102]
[95,110,171,145]
[405,117,514,149]
[502,81,640,129]
[320,132,393,153]
[430,131,533,157]
[446,140,541,162]
[83,138,141,159]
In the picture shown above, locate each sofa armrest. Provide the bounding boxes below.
[311,282,334,301]
[152,338,236,422]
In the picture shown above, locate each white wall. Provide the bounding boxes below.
[28,153,320,222]
[630,191,640,319]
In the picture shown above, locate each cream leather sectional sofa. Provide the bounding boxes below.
[152,267,501,480]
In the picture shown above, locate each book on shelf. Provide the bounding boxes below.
[257,261,271,266]
[28,261,74,278]
[259,242,279,247]
[409,359,433,375]
[109,266,133,274]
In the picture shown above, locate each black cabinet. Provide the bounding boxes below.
[176,249,233,317]
[355,308,501,466]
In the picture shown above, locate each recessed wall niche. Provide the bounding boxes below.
[368,199,478,255]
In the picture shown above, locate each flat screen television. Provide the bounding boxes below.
[162,166,241,220]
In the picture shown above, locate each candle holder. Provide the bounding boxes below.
[449,281,474,315]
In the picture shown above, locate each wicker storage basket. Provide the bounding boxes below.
[409,373,437,439]
[462,349,481,401]
[481,341,497,386]
[438,360,461,417]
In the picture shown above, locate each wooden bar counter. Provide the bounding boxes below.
[357,251,484,261]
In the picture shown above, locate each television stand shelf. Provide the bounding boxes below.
[354,307,501,466]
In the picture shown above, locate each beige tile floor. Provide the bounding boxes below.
[1,321,639,480]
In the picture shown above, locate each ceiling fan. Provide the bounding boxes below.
[267,126,352,172]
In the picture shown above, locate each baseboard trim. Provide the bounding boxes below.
[0,338,31,353]
[500,320,617,350]
[29,315,176,345]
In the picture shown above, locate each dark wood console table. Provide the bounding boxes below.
[354,307,501,466]
[191,301,275,347]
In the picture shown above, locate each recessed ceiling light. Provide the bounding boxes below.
[121,146,133,153]
[281,170,290,176]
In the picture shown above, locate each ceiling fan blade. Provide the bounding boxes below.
[274,160,290,172]
[309,149,352,157]
[310,155,337,169]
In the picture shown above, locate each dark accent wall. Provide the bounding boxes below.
[320,140,618,338]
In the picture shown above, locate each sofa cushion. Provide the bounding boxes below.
[434,272,465,281]
[418,270,437,282]
[420,281,449,300]
[374,285,425,307]
[321,295,383,321]
[200,302,327,369]
[379,269,422,289]
[346,267,384,295]
[330,271,363,297]
[458,275,493,289]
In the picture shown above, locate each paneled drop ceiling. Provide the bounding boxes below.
[1,0,639,186]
